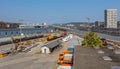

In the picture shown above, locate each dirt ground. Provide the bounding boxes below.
[0,38,70,69]
[0,44,15,50]
[0,35,83,69]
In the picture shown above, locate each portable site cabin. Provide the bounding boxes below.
[41,40,61,54]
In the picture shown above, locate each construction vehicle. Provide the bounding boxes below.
[47,35,54,41]
[101,38,108,46]
[0,50,10,58]
[0,53,7,58]
[47,33,62,41]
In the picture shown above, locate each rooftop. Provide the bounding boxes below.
[105,9,118,11]
[74,46,120,69]
[44,38,61,49]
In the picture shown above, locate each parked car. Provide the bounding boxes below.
[101,38,108,46]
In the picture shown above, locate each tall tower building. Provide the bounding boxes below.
[105,9,118,28]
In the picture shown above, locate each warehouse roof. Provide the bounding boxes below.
[74,46,120,69]
[44,39,61,49]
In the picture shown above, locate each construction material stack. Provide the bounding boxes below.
[57,48,74,69]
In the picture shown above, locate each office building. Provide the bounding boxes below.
[95,21,102,27]
[0,21,20,29]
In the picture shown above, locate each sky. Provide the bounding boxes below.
[0,0,120,24]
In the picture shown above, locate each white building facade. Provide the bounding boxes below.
[105,9,118,28]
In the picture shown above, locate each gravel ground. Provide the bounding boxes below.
[0,38,69,69]
[0,35,84,69]
[0,44,15,50]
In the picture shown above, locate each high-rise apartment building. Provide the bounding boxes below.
[95,21,101,27]
[117,21,120,29]
[105,9,118,28]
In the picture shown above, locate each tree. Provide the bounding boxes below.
[82,32,103,48]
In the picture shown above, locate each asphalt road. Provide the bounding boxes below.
[68,29,120,42]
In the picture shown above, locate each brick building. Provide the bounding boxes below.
[0,21,20,29]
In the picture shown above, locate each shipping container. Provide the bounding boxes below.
[68,48,74,51]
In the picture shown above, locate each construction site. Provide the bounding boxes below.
[0,31,78,69]
[0,31,120,69]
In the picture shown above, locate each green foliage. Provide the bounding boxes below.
[17,50,23,52]
[82,32,103,48]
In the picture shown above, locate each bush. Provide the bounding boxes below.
[82,32,103,48]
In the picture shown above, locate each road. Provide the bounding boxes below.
[68,29,120,42]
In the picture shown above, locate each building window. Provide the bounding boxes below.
[11,32,13,34]
[5,32,7,35]
[16,32,18,34]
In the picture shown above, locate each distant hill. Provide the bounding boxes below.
[52,22,95,26]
